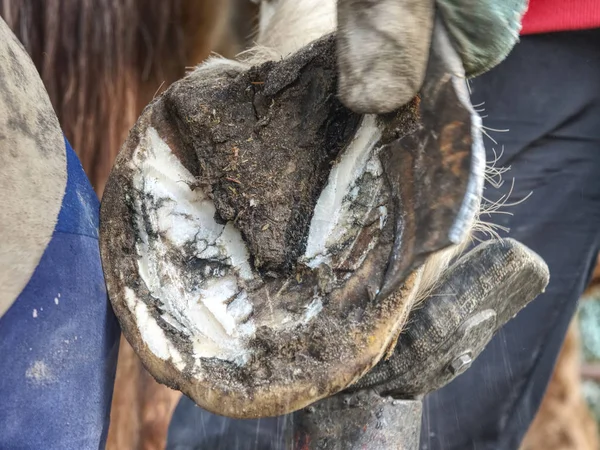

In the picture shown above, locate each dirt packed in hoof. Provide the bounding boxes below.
[164,36,364,275]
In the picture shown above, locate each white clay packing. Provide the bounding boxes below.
[125,116,388,368]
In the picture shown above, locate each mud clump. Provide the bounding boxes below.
[165,36,364,275]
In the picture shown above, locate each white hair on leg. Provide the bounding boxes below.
[255,0,336,57]
[194,0,336,71]
[231,0,336,66]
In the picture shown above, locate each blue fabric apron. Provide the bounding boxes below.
[0,139,120,450]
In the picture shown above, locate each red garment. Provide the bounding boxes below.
[521,0,600,34]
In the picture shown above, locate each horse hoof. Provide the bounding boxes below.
[100,30,483,418]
